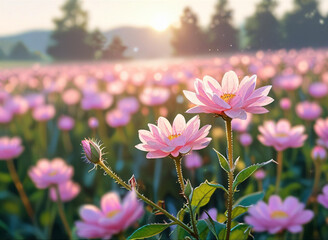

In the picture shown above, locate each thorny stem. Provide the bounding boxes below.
[173,158,199,240]
[275,151,283,194]
[54,185,72,240]
[97,160,196,237]
[225,118,234,240]
[6,159,34,221]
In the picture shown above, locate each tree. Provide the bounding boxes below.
[47,0,94,60]
[208,0,238,52]
[0,48,6,60]
[87,29,106,59]
[9,42,36,60]
[244,0,282,50]
[102,36,127,60]
[283,0,327,48]
[171,7,207,56]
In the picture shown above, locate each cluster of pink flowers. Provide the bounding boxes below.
[0,136,24,160]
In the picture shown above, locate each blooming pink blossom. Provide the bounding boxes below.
[0,137,24,160]
[75,190,144,239]
[184,151,202,170]
[25,93,45,108]
[81,92,113,110]
[28,158,73,189]
[314,118,328,148]
[279,98,291,110]
[239,133,253,146]
[296,101,321,121]
[309,82,328,98]
[49,180,80,202]
[5,96,29,115]
[231,113,252,132]
[254,169,266,180]
[57,115,75,131]
[0,106,13,124]
[258,119,307,151]
[318,185,328,209]
[32,104,56,121]
[106,109,131,128]
[245,195,314,234]
[274,74,302,91]
[183,71,273,120]
[62,88,81,105]
[136,114,211,159]
[88,117,99,129]
[139,86,170,106]
[311,145,327,161]
[117,97,139,114]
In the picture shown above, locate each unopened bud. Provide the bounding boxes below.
[129,175,137,189]
[82,139,102,164]
[312,146,327,161]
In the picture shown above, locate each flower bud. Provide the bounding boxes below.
[254,169,266,180]
[311,146,327,161]
[82,139,102,164]
[239,133,253,147]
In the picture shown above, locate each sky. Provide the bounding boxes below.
[0,0,328,36]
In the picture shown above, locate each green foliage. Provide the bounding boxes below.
[203,214,226,240]
[225,205,248,220]
[213,148,230,173]
[9,42,40,60]
[206,180,228,194]
[191,182,216,210]
[233,159,275,190]
[234,191,265,207]
[102,36,127,60]
[184,179,194,201]
[128,223,173,240]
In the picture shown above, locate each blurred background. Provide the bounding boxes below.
[0,0,328,64]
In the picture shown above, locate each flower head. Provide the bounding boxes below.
[318,185,328,209]
[314,118,328,148]
[81,139,102,164]
[49,180,80,202]
[184,151,202,170]
[106,109,131,128]
[88,117,99,129]
[296,101,321,121]
[183,71,273,120]
[136,114,211,159]
[32,104,56,122]
[245,195,314,234]
[75,190,144,239]
[28,158,73,189]
[258,119,307,151]
[311,145,327,161]
[57,115,75,131]
[0,136,24,160]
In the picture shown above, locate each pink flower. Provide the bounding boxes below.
[81,139,102,164]
[296,101,321,121]
[106,109,131,128]
[274,74,302,91]
[183,71,273,120]
[0,137,24,160]
[254,169,266,180]
[49,180,80,202]
[279,98,291,110]
[62,88,81,105]
[314,118,328,148]
[57,115,75,131]
[318,185,328,209]
[28,158,73,189]
[258,119,307,151]
[117,97,139,114]
[239,133,253,147]
[88,117,99,129]
[309,82,328,98]
[5,96,29,115]
[311,145,327,161]
[75,190,144,239]
[0,106,13,124]
[245,195,314,234]
[32,104,56,122]
[136,114,211,159]
[231,113,252,132]
[184,151,202,170]
[81,92,113,110]
[139,86,170,106]
[25,93,45,108]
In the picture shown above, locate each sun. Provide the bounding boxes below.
[151,16,170,31]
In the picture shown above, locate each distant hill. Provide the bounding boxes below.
[0,27,172,59]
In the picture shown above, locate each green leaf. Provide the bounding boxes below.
[184,179,193,201]
[191,182,216,210]
[203,213,226,240]
[232,159,275,190]
[206,180,228,194]
[225,206,248,220]
[233,192,264,207]
[196,220,210,240]
[128,223,173,239]
[230,223,251,240]
[213,148,230,173]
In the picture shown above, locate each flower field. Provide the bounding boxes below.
[1,48,328,239]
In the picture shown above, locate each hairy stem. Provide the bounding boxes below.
[275,151,283,194]
[225,118,234,240]
[54,185,72,240]
[97,160,195,237]
[7,159,34,221]
[174,158,199,240]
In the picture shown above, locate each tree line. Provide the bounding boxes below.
[0,42,41,61]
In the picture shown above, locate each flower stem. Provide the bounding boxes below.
[173,158,199,240]
[54,185,72,240]
[97,161,196,237]
[6,159,34,221]
[275,151,283,194]
[225,118,234,240]
[312,160,321,196]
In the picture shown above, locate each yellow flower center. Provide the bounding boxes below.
[270,210,288,219]
[221,93,236,102]
[107,209,120,218]
[48,171,57,176]
[275,133,288,138]
[168,133,181,140]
